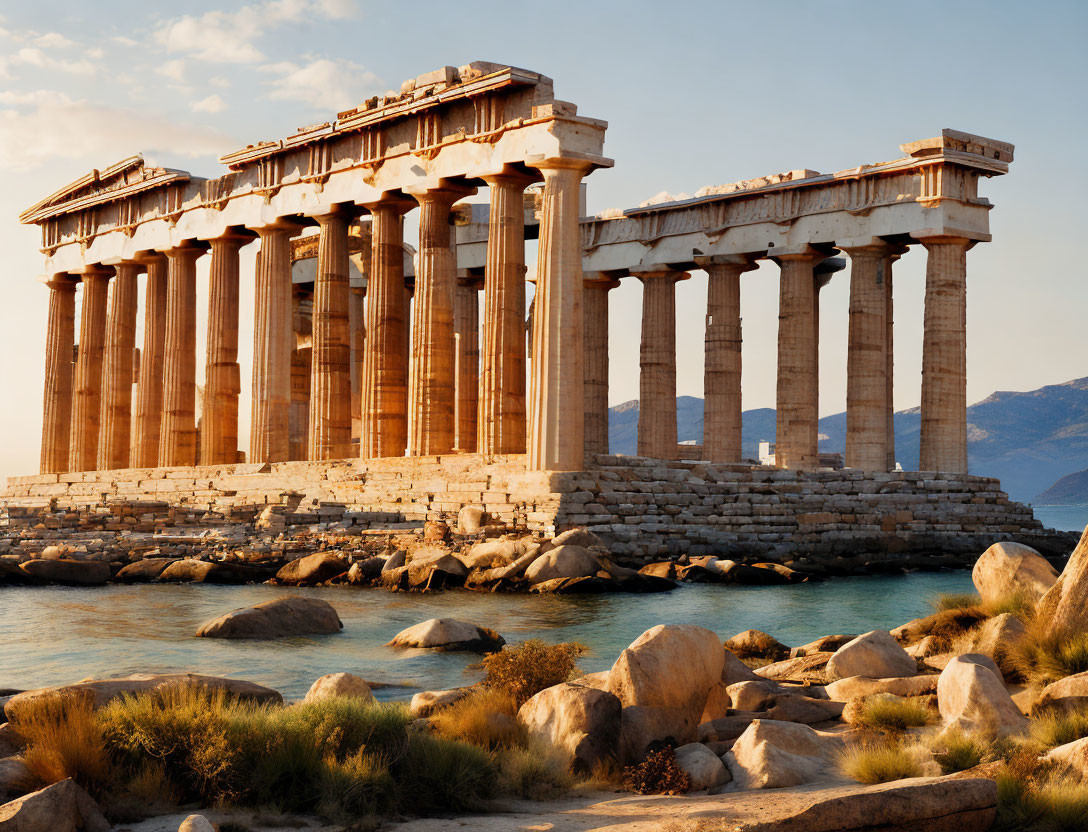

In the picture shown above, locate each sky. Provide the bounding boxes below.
[0,0,1086,478]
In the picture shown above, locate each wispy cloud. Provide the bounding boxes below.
[192,94,226,114]
[262,57,380,111]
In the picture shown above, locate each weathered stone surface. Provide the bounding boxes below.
[697,713,762,743]
[826,674,938,702]
[407,546,468,586]
[1043,736,1088,777]
[0,727,25,760]
[113,558,177,582]
[972,541,1058,605]
[723,650,764,685]
[790,635,856,658]
[825,630,916,681]
[518,682,621,774]
[755,653,833,683]
[728,680,776,712]
[387,618,504,653]
[522,545,600,584]
[724,630,790,661]
[196,596,342,639]
[0,757,33,799]
[727,719,831,788]
[0,778,109,832]
[1034,670,1088,714]
[274,551,348,586]
[456,505,487,534]
[347,556,385,584]
[673,742,731,790]
[18,559,109,585]
[938,654,1028,736]
[302,673,374,704]
[177,816,216,832]
[1036,526,1088,635]
[410,688,470,717]
[964,613,1026,675]
[4,674,282,720]
[157,559,224,583]
[764,694,844,724]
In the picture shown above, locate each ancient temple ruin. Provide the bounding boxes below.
[5,62,1058,558]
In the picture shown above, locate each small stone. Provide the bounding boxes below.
[302,673,374,704]
[387,618,504,653]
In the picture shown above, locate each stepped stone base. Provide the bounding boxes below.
[0,454,1072,560]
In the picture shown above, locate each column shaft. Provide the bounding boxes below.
[637,271,683,459]
[478,173,531,454]
[308,213,352,460]
[454,281,480,452]
[69,268,111,471]
[201,236,244,465]
[159,247,201,467]
[98,263,139,470]
[774,253,822,469]
[703,260,749,462]
[349,286,365,444]
[361,202,410,458]
[844,246,890,470]
[131,255,167,467]
[885,257,896,470]
[40,275,77,473]
[583,276,617,457]
[919,237,970,473]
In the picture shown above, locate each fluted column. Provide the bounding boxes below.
[361,198,413,459]
[97,262,139,470]
[349,285,365,443]
[583,273,619,458]
[884,248,901,471]
[635,267,688,459]
[699,255,755,462]
[526,159,592,471]
[201,234,247,465]
[40,274,77,473]
[454,277,481,452]
[919,235,972,473]
[478,171,533,455]
[773,248,825,470]
[131,254,167,467]
[69,265,112,471]
[159,245,202,467]
[308,211,352,460]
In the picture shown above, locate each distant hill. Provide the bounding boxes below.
[1035,468,1088,505]
[608,377,1088,501]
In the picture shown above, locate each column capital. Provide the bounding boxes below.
[164,241,209,261]
[480,168,539,189]
[913,233,978,251]
[837,237,910,257]
[132,250,167,268]
[630,264,690,283]
[248,219,305,237]
[584,271,621,290]
[78,263,114,280]
[768,244,834,265]
[694,253,759,272]
[458,273,484,291]
[526,153,610,175]
[44,273,78,291]
[361,192,416,214]
[310,205,355,225]
[406,182,478,207]
[209,229,257,247]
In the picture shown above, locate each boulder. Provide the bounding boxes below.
[387,618,504,653]
[410,688,471,717]
[488,545,544,580]
[938,654,1028,737]
[1034,670,1088,714]
[724,630,790,661]
[518,682,621,774]
[1043,736,1088,777]
[113,558,177,582]
[551,528,606,550]
[406,546,468,587]
[178,816,216,832]
[972,541,1058,605]
[18,559,109,585]
[0,726,25,759]
[157,559,228,583]
[790,635,856,658]
[302,673,374,704]
[422,520,449,542]
[4,674,281,720]
[904,635,944,659]
[964,613,1027,676]
[755,653,833,683]
[456,505,487,535]
[0,757,33,799]
[764,694,844,725]
[381,550,407,572]
[825,631,916,681]
[460,539,528,570]
[1036,527,1088,634]
[723,649,764,685]
[727,719,830,788]
[347,557,385,584]
[727,681,777,712]
[825,674,938,702]
[522,545,600,584]
[0,778,109,832]
[196,596,342,639]
[274,551,348,586]
[697,714,762,743]
[673,742,731,790]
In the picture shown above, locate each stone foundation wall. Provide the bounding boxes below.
[1,454,1072,561]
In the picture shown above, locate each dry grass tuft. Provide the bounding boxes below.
[429,688,525,749]
[1030,705,1088,749]
[931,592,983,612]
[497,741,574,799]
[477,640,586,706]
[1009,619,1088,687]
[929,728,993,773]
[993,750,1088,832]
[851,695,934,733]
[838,737,925,784]
[13,692,112,796]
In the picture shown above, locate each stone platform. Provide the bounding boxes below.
[0,455,1073,561]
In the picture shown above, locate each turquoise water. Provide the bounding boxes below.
[1032,504,1088,534]
[0,572,976,701]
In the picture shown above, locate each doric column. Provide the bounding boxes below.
[308,210,352,460]
[361,198,413,459]
[159,245,203,467]
[69,265,112,472]
[131,253,167,467]
[698,255,756,463]
[201,233,247,465]
[349,285,365,443]
[40,274,77,473]
[919,235,972,473]
[526,159,592,471]
[635,267,688,459]
[583,273,620,458]
[478,170,534,455]
[454,276,481,452]
[884,248,902,471]
[772,248,825,470]
[97,262,139,470]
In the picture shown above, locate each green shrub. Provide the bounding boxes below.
[931,592,983,612]
[851,696,934,732]
[498,742,574,799]
[478,640,586,706]
[430,688,525,749]
[1030,705,1088,749]
[396,732,497,813]
[930,728,990,773]
[13,692,112,797]
[623,747,691,795]
[316,749,395,821]
[839,738,924,784]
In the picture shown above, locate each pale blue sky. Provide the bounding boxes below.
[0,0,1085,476]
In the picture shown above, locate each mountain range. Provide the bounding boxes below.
[608,377,1088,502]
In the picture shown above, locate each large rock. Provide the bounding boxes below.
[1043,736,1088,777]
[518,682,621,774]
[727,681,777,712]
[0,758,33,799]
[937,654,1028,737]
[346,557,385,585]
[177,816,216,832]
[196,596,342,639]
[113,558,177,583]
[274,551,348,586]
[1034,670,1088,714]
[410,688,471,717]
[727,719,831,788]
[606,625,724,762]
[157,559,228,583]
[387,618,504,653]
[0,778,109,832]
[825,631,916,681]
[302,673,374,704]
[755,653,832,683]
[965,613,1027,676]
[724,630,789,661]
[18,559,109,585]
[723,650,764,685]
[972,541,1058,605]
[825,674,938,702]
[673,742,731,790]
[522,545,600,584]
[406,546,468,587]
[1036,526,1088,634]
[764,694,844,725]
[4,674,281,720]
[790,635,856,658]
